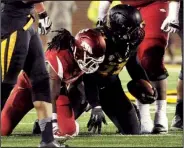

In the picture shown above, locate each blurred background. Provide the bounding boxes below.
[39,1,182,64]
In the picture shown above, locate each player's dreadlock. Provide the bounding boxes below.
[47,28,75,51]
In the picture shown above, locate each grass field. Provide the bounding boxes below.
[1,65,183,147]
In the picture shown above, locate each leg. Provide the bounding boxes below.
[1,28,34,135]
[52,82,83,139]
[1,29,31,110]
[137,38,169,134]
[24,32,56,146]
[171,27,183,130]
[1,71,33,136]
[99,76,141,134]
[137,2,169,134]
[68,78,88,119]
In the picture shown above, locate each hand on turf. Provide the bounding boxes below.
[87,106,107,134]
[38,11,52,35]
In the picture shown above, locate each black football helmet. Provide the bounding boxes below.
[107,4,145,47]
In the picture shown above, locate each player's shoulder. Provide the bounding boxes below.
[45,49,74,79]
[45,49,72,63]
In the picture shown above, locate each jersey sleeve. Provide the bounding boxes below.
[45,50,64,80]
[126,53,149,81]
[83,73,101,108]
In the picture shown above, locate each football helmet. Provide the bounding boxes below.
[73,29,106,74]
[107,4,145,47]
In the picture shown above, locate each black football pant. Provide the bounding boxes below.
[1,14,50,110]
[84,74,141,134]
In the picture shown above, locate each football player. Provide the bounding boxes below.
[0,0,61,147]
[1,28,106,139]
[161,0,183,130]
[84,4,158,135]
[98,0,170,134]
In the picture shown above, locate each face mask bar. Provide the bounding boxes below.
[75,49,105,74]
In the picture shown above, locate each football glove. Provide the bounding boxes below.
[87,106,107,134]
[161,1,180,33]
[38,11,52,35]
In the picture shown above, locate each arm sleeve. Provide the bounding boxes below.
[83,74,101,108]
[126,53,150,81]
[98,1,112,20]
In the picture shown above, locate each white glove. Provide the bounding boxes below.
[161,1,180,33]
[38,11,52,35]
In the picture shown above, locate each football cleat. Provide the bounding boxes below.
[53,129,73,143]
[140,117,154,134]
[170,115,183,131]
[152,112,168,134]
[39,140,66,147]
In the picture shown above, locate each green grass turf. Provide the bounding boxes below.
[119,65,179,91]
[1,66,182,147]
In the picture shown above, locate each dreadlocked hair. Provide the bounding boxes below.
[47,28,75,51]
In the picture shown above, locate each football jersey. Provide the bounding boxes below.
[1,0,40,16]
[45,49,83,85]
[120,0,158,7]
[94,27,131,76]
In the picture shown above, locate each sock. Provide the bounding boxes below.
[136,100,151,121]
[175,99,183,120]
[155,100,167,115]
[52,113,59,131]
[39,117,54,143]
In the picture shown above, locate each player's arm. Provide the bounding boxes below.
[161,0,180,33]
[46,63,61,111]
[126,53,149,81]
[83,73,107,134]
[97,0,112,26]
[34,2,52,35]
[47,62,77,137]
[126,53,157,104]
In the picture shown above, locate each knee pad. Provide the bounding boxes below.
[56,95,78,136]
[137,39,168,81]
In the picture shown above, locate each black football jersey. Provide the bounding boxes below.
[94,26,134,76]
[1,0,43,16]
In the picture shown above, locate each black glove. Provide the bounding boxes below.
[87,106,107,134]
[38,11,52,35]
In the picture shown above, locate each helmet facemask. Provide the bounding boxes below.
[73,43,105,74]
